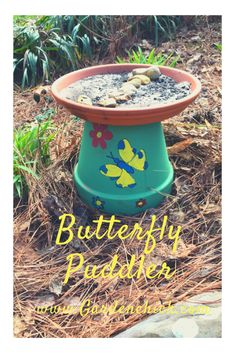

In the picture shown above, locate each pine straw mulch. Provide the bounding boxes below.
[13,20,221,338]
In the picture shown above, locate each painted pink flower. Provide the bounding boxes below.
[89,124,113,149]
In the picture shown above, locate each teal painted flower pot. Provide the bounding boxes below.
[74,121,173,215]
[51,64,201,215]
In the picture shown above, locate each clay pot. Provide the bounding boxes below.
[51,64,201,215]
[51,63,201,126]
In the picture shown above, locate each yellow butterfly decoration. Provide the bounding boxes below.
[100,139,148,188]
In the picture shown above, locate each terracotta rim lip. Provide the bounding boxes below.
[51,63,201,115]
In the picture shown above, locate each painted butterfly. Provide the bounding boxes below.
[100,138,148,188]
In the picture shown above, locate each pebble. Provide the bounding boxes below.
[115,95,130,103]
[132,66,161,80]
[171,318,199,338]
[120,85,137,95]
[131,68,149,76]
[108,91,130,102]
[128,74,150,85]
[191,35,201,42]
[145,67,161,80]
[77,95,93,106]
[121,82,138,91]
[176,81,191,90]
[125,78,141,88]
[97,97,117,107]
[108,85,136,101]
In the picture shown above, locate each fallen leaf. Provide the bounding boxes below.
[18,220,31,232]
[187,53,202,65]
[13,315,27,336]
[145,255,165,269]
[168,138,193,155]
[191,35,201,42]
[214,66,221,73]
[174,240,196,259]
[169,210,186,223]
[49,278,63,296]
[54,169,72,183]
[22,310,35,325]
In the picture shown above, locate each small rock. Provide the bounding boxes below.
[176,81,191,90]
[77,95,92,106]
[121,82,138,92]
[120,84,137,94]
[108,86,136,101]
[97,97,117,107]
[132,66,161,80]
[172,318,199,338]
[127,72,134,80]
[108,90,120,99]
[176,94,186,100]
[115,95,130,103]
[144,67,161,80]
[191,35,201,42]
[108,91,130,102]
[131,68,149,76]
[108,91,127,101]
[128,77,141,88]
[128,74,150,85]
[49,278,63,296]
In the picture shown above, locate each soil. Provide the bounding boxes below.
[60,72,191,108]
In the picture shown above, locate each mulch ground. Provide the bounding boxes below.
[13,19,221,338]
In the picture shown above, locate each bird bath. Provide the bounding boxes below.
[51,64,201,215]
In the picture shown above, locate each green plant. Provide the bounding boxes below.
[13,15,39,26]
[116,47,179,67]
[13,15,103,88]
[144,16,181,47]
[37,16,94,58]
[14,15,182,88]
[13,109,56,198]
[13,24,81,88]
[214,42,222,51]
